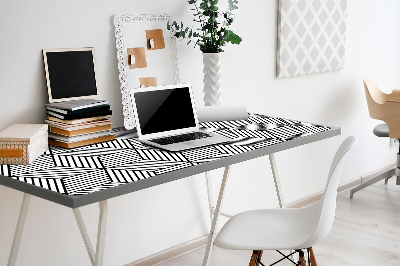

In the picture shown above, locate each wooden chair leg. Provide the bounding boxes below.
[308,247,318,266]
[249,250,263,266]
[298,250,307,266]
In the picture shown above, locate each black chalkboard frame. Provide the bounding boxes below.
[43,47,100,103]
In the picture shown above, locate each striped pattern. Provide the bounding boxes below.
[99,149,141,168]
[64,170,110,195]
[0,114,332,196]
[11,155,54,176]
[0,165,10,176]
[137,149,187,162]
[248,115,287,126]
[20,167,96,179]
[214,144,253,155]
[10,175,66,194]
[108,169,156,182]
[268,126,303,140]
[200,119,248,130]
[111,161,185,172]
[53,155,103,169]
[182,146,221,162]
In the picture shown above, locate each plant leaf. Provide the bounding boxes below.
[226,30,242,44]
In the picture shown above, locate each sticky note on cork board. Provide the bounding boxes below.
[127,47,147,69]
[145,29,165,50]
[140,77,158,87]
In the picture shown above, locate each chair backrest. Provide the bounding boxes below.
[363,78,400,138]
[302,136,356,248]
[364,78,386,120]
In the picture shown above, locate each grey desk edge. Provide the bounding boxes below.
[0,126,341,209]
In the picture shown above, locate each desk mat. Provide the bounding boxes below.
[0,114,331,196]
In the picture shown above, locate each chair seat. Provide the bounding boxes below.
[214,203,321,251]
[373,123,389,137]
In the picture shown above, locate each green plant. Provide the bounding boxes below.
[167,0,242,53]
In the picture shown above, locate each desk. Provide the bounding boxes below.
[0,113,340,266]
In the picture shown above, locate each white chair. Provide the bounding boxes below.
[214,136,356,266]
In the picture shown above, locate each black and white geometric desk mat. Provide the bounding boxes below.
[0,114,331,196]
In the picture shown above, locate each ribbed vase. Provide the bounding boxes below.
[202,53,222,106]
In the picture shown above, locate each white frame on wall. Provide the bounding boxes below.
[114,13,180,130]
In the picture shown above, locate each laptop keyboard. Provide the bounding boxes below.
[149,132,212,145]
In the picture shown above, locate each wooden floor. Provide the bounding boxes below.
[159,178,400,265]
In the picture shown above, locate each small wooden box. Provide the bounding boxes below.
[0,124,48,165]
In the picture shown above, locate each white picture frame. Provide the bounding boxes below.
[114,13,180,130]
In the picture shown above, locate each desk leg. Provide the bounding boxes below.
[202,166,231,266]
[269,153,286,208]
[95,200,108,266]
[8,193,31,266]
[74,200,108,266]
[73,208,95,265]
[205,171,214,222]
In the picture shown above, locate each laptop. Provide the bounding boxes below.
[130,84,232,151]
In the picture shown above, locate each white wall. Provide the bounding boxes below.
[1,0,400,265]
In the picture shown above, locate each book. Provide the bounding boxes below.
[49,124,112,137]
[47,109,112,120]
[44,99,108,111]
[45,119,111,131]
[46,115,111,125]
[49,130,112,143]
[46,104,110,115]
[48,135,115,149]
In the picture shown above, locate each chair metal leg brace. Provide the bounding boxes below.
[202,166,231,266]
[74,200,108,266]
[350,168,396,198]
[8,193,31,266]
[351,146,400,197]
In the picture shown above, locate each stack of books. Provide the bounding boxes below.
[45,99,115,148]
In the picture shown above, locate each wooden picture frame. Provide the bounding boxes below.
[43,47,100,103]
[114,13,180,130]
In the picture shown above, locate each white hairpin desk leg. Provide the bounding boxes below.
[95,200,108,266]
[8,193,31,266]
[202,166,231,266]
[73,208,95,265]
[74,200,108,266]
[269,153,286,208]
[205,171,214,222]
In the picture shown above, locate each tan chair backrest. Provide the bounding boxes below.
[364,78,400,138]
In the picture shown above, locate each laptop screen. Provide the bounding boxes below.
[134,86,196,135]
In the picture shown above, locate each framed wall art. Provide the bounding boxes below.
[114,13,180,129]
[276,0,347,78]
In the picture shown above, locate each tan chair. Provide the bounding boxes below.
[350,78,400,198]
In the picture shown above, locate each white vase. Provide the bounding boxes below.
[202,53,222,106]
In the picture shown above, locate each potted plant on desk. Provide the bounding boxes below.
[167,0,242,106]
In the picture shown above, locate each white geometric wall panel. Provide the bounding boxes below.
[277,0,347,78]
